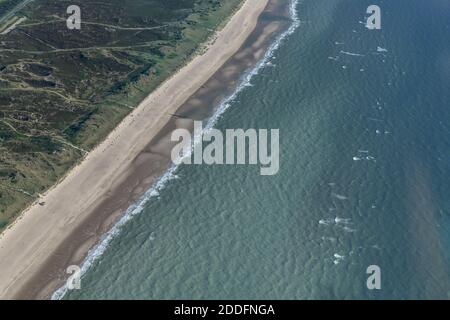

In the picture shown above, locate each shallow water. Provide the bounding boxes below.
[65,0,450,299]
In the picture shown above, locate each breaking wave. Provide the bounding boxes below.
[52,0,301,300]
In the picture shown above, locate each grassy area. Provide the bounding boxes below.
[0,0,243,231]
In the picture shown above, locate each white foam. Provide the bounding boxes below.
[333,253,345,265]
[52,0,302,300]
[335,217,351,225]
[319,218,333,225]
[353,153,376,162]
[340,50,364,57]
[319,217,352,226]
[334,253,344,259]
[332,193,348,200]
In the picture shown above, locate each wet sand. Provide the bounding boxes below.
[0,0,290,299]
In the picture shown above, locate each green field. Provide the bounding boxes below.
[0,0,243,230]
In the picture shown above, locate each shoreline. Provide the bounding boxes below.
[0,0,290,299]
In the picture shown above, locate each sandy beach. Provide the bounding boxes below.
[0,0,289,299]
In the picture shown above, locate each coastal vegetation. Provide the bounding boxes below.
[0,0,243,231]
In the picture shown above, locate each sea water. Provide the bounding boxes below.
[64,0,450,299]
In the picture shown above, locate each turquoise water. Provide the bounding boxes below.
[65,0,450,299]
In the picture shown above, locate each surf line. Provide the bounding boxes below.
[52,0,301,300]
